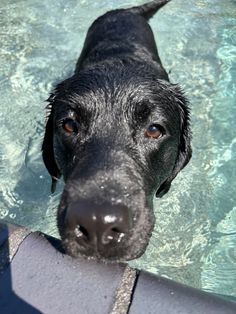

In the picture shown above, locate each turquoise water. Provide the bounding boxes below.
[0,0,236,298]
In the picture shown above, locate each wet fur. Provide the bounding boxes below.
[42,0,192,261]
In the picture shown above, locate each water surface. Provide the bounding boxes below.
[0,0,236,298]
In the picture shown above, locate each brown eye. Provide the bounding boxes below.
[145,124,163,139]
[63,119,78,134]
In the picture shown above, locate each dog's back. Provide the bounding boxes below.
[76,0,170,80]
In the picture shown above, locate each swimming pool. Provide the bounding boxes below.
[0,0,235,298]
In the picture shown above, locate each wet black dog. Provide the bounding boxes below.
[42,0,191,261]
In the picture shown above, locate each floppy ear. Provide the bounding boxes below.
[156,86,192,197]
[42,98,61,193]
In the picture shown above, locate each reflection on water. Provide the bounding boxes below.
[0,0,235,298]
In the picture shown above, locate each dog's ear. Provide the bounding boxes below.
[156,85,192,197]
[42,96,61,193]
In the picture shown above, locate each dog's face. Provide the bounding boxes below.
[43,63,191,261]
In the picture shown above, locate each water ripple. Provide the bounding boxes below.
[0,0,236,300]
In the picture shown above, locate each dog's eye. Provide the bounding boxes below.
[63,119,78,134]
[145,124,163,139]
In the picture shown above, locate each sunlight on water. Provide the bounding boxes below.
[0,0,236,298]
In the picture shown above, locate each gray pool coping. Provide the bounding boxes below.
[0,223,31,272]
[0,222,236,314]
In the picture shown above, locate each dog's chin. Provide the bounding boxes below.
[60,235,149,263]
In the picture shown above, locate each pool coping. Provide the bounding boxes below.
[0,222,236,314]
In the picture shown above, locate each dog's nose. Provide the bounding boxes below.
[66,200,131,253]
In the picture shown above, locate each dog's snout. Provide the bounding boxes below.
[66,200,131,255]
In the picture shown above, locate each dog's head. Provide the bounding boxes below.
[42,62,191,261]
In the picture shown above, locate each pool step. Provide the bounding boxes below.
[0,222,236,314]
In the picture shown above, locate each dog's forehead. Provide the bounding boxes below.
[56,92,164,130]
[55,81,143,115]
[53,65,181,127]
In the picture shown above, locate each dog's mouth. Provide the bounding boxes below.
[60,226,153,262]
[61,230,135,262]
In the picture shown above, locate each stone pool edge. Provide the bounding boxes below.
[0,222,236,314]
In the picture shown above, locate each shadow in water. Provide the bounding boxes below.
[0,222,41,314]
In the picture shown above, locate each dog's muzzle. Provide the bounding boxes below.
[57,153,153,261]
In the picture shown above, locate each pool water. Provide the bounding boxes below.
[0,0,236,298]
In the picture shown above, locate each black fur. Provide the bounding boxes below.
[42,0,191,261]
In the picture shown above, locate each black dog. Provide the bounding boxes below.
[42,0,191,261]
